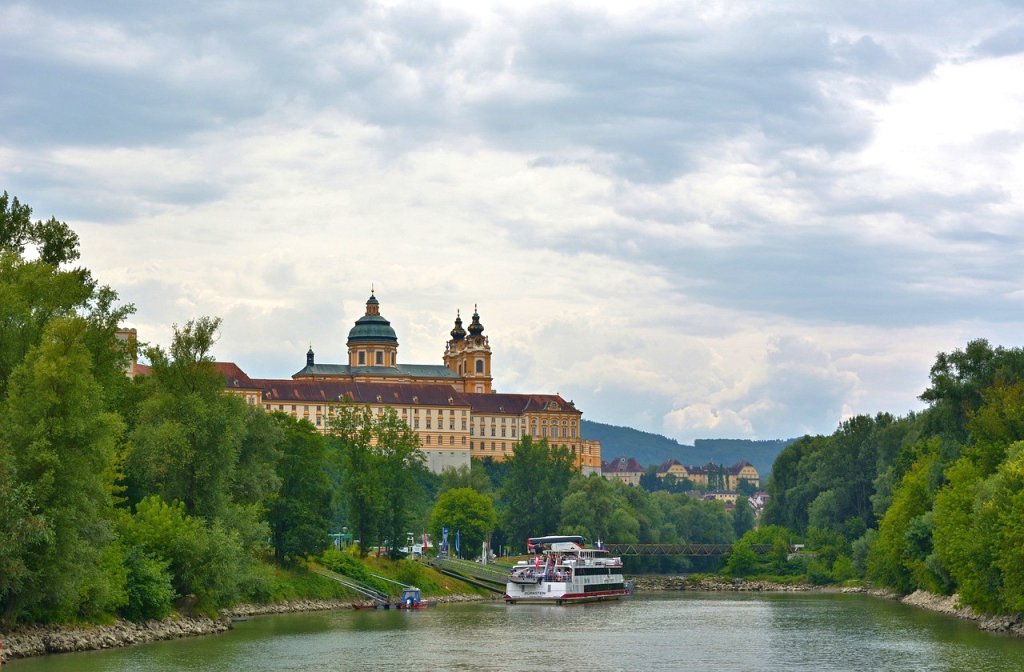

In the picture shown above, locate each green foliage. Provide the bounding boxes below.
[934,441,1024,614]
[120,546,176,621]
[867,445,946,593]
[268,415,331,562]
[125,318,248,520]
[430,487,497,557]
[329,404,426,558]
[440,463,493,496]
[126,496,251,615]
[0,317,125,623]
[499,435,576,553]
[732,497,755,538]
[725,526,799,577]
[319,548,392,595]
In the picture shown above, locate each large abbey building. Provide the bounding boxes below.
[218,292,602,474]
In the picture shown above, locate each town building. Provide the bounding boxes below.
[654,459,760,490]
[211,291,601,475]
[601,457,646,485]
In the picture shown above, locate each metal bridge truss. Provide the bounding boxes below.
[603,543,773,557]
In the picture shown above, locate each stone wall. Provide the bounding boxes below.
[0,616,229,662]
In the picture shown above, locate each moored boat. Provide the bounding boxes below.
[504,536,629,605]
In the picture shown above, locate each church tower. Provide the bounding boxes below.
[444,305,493,393]
[346,290,399,368]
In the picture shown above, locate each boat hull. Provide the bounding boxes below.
[504,588,629,605]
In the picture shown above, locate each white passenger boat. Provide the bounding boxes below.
[504,535,629,604]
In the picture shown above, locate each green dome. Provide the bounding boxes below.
[347,314,398,343]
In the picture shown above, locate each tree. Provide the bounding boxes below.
[0,191,80,266]
[125,317,247,521]
[329,404,382,557]
[369,407,425,559]
[430,488,497,557]
[499,435,576,552]
[0,318,125,623]
[732,496,755,538]
[267,415,331,562]
[440,463,493,496]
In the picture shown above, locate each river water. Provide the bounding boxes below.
[8,593,1024,671]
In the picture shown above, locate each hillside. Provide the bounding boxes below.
[581,420,797,478]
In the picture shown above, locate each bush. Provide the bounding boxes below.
[120,547,175,621]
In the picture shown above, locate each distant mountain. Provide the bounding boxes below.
[581,420,798,478]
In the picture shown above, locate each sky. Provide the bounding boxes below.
[2,0,1024,444]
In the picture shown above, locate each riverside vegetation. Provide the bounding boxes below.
[0,192,742,639]
[720,338,1024,625]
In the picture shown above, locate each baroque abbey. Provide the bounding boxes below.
[216,292,602,474]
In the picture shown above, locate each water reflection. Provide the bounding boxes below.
[7,593,1024,671]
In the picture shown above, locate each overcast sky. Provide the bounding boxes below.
[3,0,1023,443]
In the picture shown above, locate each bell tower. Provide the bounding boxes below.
[444,305,493,393]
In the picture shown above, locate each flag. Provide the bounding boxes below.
[527,539,534,552]
[455,530,461,555]
[442,527,449,554]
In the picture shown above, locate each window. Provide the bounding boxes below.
[291,405,296,411]
[476,359,483,373]
[470,427,475,436]
[449,436,454,445]
[491,442,496,451]
[316,417,321,426]
[462,420,467,430]
[304,405,309,411]
[391,352,396,366]
[426,419,432,429]
[426,435,431,444]
[414,419,420,429]
[317,406,321,412]
[376,351,383,365]
[562,428,567,438]
[462,437,467,445]
[512,427,517,437]
[358,351,365,365]
[571,428,577,438]
[491,427,496,437]
[501,428,506,437]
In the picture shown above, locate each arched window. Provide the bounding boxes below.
[358,351,365,365]
[376,351,383,365]
[476,359,484,373]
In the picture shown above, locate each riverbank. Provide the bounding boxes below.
[630,575,819,592]
[0,593,491,663]
[630,575,1024,639]
[871,589,1024,638]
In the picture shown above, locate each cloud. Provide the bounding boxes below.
[3,0,1024,446]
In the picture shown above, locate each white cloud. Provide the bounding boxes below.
[3,0,1024,444]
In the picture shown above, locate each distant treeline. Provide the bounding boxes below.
[582,420,794,475]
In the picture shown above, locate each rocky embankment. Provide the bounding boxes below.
[884,590,1024,638]
[1,593,490,662]
[0,616,229,662]
[631,575,814,592]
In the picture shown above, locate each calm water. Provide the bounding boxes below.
[8,593,1024,671]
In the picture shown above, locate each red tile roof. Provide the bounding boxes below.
[464,392,578,415]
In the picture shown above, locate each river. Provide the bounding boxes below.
[7,593,1024,671]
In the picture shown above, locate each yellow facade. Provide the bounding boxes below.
[210,290,599,474]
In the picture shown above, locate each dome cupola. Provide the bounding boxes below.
[450,310,466,341]
[347,290,398,344]
[468,304,484,336]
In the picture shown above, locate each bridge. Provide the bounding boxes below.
[602,543,773,557]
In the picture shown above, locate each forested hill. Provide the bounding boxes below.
[581,420,796,476]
